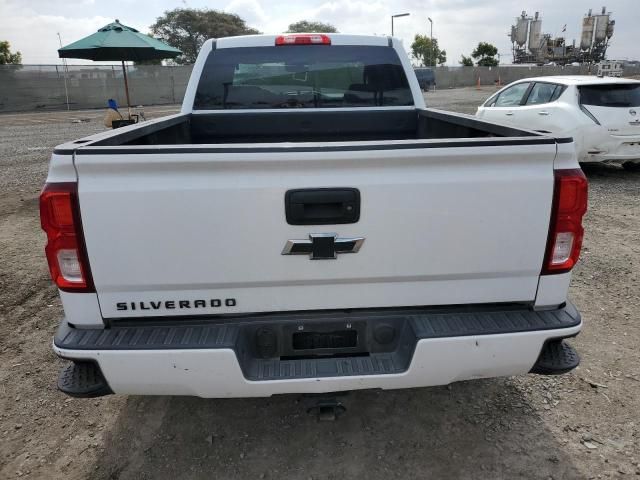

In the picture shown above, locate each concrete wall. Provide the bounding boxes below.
[1,64,639,112]
[434,65,640,89]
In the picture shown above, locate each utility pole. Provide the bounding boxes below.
[428,17,434,66]
[57,33,70,111]
[391,13,410,36]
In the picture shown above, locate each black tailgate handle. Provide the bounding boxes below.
[285,188,360,225]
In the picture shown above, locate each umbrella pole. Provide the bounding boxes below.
[121,60,132,119]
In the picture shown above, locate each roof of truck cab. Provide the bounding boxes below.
[214,34,393,49]
[514,75,640,86]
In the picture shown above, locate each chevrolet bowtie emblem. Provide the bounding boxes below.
[282,233,365,260]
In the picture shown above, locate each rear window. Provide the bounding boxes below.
[579,84,640,107]
[193,45,414,110]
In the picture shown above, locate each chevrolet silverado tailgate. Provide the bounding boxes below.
[74,140,557,318]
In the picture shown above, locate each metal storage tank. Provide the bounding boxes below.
[594,9,610,42]
[515,13,529,47]
[528,12,543,50]
[581,13,595,50]
[606,19,615,39]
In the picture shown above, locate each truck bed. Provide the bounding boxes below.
[56,108,547,151]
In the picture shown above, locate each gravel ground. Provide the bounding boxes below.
[425,85,498,114]
[0,92,639,479]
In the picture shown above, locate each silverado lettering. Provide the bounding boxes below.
[116,299,237,311]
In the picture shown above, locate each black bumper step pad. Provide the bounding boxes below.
[530,340,580,375]
[247,352,403,381]
[410,305,579,338]
[58,361,113,398]
[55,304,580,351]
[57,323,239,350]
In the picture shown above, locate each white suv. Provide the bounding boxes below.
[476,76,640,170]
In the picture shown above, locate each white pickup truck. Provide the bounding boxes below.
[42,34,587,399]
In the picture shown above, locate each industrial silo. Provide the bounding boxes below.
[594,7,610,42]
[510,25,517,44]
[515,13,529,47]
[581,11,595,50]
[528,12,543,51]
[606,19,615,39]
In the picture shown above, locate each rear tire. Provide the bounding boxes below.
[622,161,640,172]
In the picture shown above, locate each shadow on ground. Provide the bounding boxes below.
[581,161,640,178]
[94,378,581,480]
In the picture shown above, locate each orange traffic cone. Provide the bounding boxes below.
[476,76,481,90]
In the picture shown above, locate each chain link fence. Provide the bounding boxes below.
[0,64,193,112]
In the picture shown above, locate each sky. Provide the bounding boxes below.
[1,0,637,65]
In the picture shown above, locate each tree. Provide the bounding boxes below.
[150,8,260,64]
[0,41,22,65]
[135,34,165,66]
[286,20,338,33]
[471,42,499,67]
[410,34,446,67]
[459,55,473,67]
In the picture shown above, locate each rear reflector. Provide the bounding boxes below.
[542,169,588,275]
[40,182,94,292]
[275,34,331,46]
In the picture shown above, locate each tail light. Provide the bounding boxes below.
[40,182,94,292]
[542,169,588,275]
[275,34,331,46]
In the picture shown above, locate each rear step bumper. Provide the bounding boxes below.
[53,303,582,398]
[58,361,113,398]
[530,340,580,375]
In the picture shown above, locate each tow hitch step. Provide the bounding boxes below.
[530,340,580,375]
[58,361,113,398]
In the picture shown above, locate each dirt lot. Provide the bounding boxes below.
[1,90,639,479]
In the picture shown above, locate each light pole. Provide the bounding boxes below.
[428,17,434,66]
[391,13,410,37]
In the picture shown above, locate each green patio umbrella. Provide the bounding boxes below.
[58,19,181,117]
